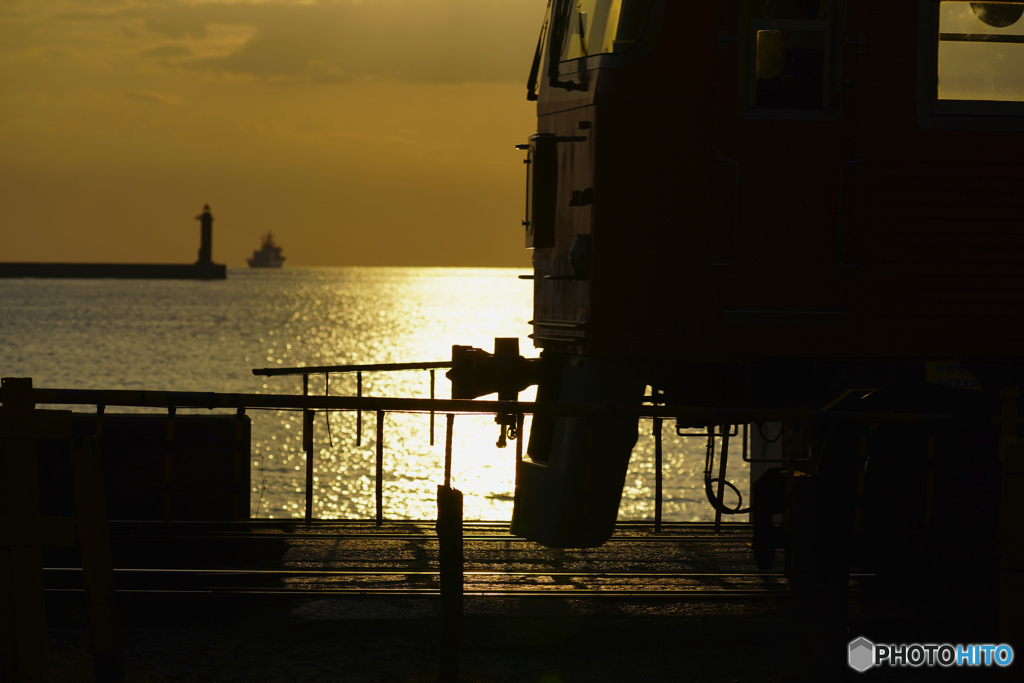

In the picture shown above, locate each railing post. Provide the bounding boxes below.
[429,369,436,446]
[356,372,363,447]
[324,373,335,448]
[303,374,314,526]
[515,413,524,464]
[71,436,125,682]
[654,416,663,533]
[376,410,384,527]
[436,484,463,683]
[233,407,246,521]
[444,414,455,488]
[163,407,176,523]
[0,377,75,683]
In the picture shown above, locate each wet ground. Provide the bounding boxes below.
[50,595,794,682]
[42,521,1012,682]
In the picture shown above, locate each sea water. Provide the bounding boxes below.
[0,267,747,521]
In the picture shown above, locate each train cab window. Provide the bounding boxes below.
[920,1,1024,126]
[557,0,652,61]
[937,2,1024,101]
[537,0,652,95]
[743,1,837,115]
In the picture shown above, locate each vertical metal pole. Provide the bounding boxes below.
[654,416,663,533]
[444,413,455,489]
[739,423,747,523]
[741,422,747,463]
[376,410,384,527]
[715,425,730,533]
[356,372,363,447]
[163,406,176,523]
[324,373,334,448]
[71,436,125,683]
[515,414,524,463]
[430,369,436,446]
[436,483,463,683]
[436,412,462,681]
[233,407,246,521]
[0,377,53,683]
[303,374,314,526]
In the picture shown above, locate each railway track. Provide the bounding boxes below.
[42,520,813,602]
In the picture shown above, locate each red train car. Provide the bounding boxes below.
[510,0,1024,562]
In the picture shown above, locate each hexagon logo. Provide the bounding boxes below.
[849,637,875,672]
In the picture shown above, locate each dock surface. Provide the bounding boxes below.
[43,520,946,682]
[43,521,798,681]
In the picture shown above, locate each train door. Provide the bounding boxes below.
[714,0,859,320]
[853,0,1024,353]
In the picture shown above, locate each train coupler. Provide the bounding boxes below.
[446,338,539,401]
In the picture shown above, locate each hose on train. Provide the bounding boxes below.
[703,425,751,515]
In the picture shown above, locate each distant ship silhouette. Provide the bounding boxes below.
[247,233,285,268]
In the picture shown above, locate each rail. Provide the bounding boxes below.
[41,520,793,600]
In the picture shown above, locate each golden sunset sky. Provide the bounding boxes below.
[0,0,545,267]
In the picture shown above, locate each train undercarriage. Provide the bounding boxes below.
[449,340,1022,671]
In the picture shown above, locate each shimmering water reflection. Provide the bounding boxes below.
[0,267,747,522]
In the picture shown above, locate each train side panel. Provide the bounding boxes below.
[526,0,1024,368]
[515,0,1023,552]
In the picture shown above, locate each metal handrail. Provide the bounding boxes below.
[27,387,998,425]
[252,361,451,376]
[254,360,451,446]
[17,385,1001,528]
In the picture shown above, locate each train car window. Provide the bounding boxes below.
[750,21,831,109]
[937,1,1024,101]
[743,1,837,113]
[920,1,1024,126]
[558,0,652,61]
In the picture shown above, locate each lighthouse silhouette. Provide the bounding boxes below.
[195,204,213,265]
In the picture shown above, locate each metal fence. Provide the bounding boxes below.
[23,367,1001,528]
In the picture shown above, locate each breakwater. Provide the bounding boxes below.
[0,262,226,279]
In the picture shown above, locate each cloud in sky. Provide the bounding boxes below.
[183,1,536,84]
[0,1,546,266]
[44,0,541,84]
